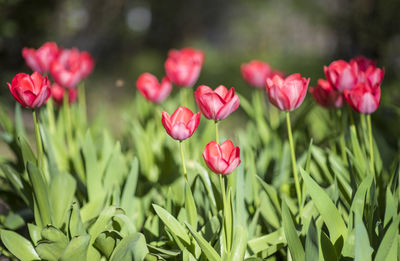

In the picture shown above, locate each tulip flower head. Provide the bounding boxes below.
[22,42,59,74]
[202,140,241,175]
[51,83,78,106]
[194,85,240,121]
[344,82,381,114]
[241,60,271,88]
[79,51,95,79]
[136,73,172,103]
[350,56,376,72]
[309,79,343,108]
[164,47,204,87]
[162,106,201,141]
[266,73,310,111]
[7,72,51,109]
[324,60,357,92]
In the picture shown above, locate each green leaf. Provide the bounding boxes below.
[67,202,86,238]
[248,228,284,254]
[185,223,221,261]
[185,181,198,228]
[41,225,68,244]
[18,137,36,167]
[0,229,40,261]
[94,231,121,259]
[60,234,91,261]
[375,215,400,261]
[305,218,319,261]
[121,158,139,215]
[50,173,76,228]
[27,161,52,226]
[35,240,67,261]
[27,223,41,245]
[320,231,338,261]
[281,199,305,261]
[229,225,247,261]
[109,233,148,261]
[354,214,372,261]
[82,131,102,201]
[88,206,117,245]
[152,204,190,244]
[300,168,347,242]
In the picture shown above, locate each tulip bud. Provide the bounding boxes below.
[241,60,271,88]
[22,42,58,74]
[344,82,381,114]
[266,73,310,111]
[51,83,78,106]
[309,79,343,108]
[194,85,240,121]
[161,106,201,141]
[164,48,204,87]
[324,60,357,92]
[202,140,241,175]
[7,72,51,108]
[136,73,172,103]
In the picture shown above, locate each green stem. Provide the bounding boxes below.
[367,114,374,175]
[33,109,43,170]
[219,174,230,252]
[338,110,347,162]
[179,141,188,181]
[78,82,87,126]
[63,93,74,153]
[215,121,219,144]
[46,99,56,134]
[286,112,302,209]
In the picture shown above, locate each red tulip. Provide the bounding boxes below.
[309,79,343,108]
[202,140,241,175]
[161,106,201,141]
[324,60,357,92]
[344,82,381,114]
[51,83,78,106]
[241,60,271,88]
[22,42,58,74]
[266,73,310,111]
[194,85,240,121]
[350,56,376,72]
[136,73,172,103]
[164,47,204,87]
[7,72,51,108]
[270,69,285,78]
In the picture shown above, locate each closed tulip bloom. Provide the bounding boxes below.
[194,85,240,121]
[350,56,376,72]
[136,73,172,103]
[162,106,201,141]
[324,60,357,92]
[309,79,343,108]
[344,82,381,114]
[202,140,241,175]
[22,42,58,74]
[266,73,310,111]
[51,83,78,106]
[241,60,271,88]
[7,72,51,108]
[165,47,204,87]
[50,48,83,88]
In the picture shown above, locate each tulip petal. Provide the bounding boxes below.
[170,123,191,140]
[171,106,193,125]
[216,94,240,120]
[187,112,201,134]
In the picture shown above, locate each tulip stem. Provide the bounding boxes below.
[63,93,74,154]
[179,141,188,181]
[78,82,87,126]
[219,173,230,252]
[367,114,375,175]
[286,112,302,210]
[215,121,220,144]
[337,110,347,163]
[33,109,43,170]
[46,99,56,134]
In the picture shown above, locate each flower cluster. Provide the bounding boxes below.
[16,42,95,108]
[311,56,384,114]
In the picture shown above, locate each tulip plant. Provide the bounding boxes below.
[0,42,398,261]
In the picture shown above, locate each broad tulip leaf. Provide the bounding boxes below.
[82,131,102,201]
[281,199,305,261]
[305,218,319,261]
[320,231,339,261]
[35,240,67,261]
[94,231,121,259]
[248,229,284,254]
[185,181,198,228]
[153,204,190,244]
[185,223,221,261]
[300,168,347,242]
[88,206,117,245]
[375,215,400,261]
[0,229,40,261]
[229,225,247,261]
[109,232,148,261]
[354,214,372,261]
[50,173,76,228]
[60,234,90,261]
[67,202,86,238]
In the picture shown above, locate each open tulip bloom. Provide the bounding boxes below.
[310,79,343,108]
[161,106,201,141]
[22,42,59,74]
[194,85,240,121]
[164,47,204,87]
[203,140,241,175]
[266,73,310,111]
[136,73,172,103]
[344,82,381,114]
[324,60,358,92]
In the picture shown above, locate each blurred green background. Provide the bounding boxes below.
[0,0,399,144]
